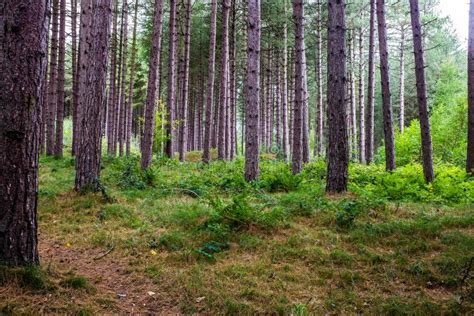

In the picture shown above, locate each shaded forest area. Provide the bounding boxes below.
[1,0,473,314]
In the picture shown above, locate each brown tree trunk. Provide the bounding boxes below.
[358,26,366,164]
[107,0,119,156]
[54,0,66,157]
[275,54,281,151]
[315,0,324,157]
[126,0,139,156]
[366,0,376,164]
[75,0,112,191]
[468,0,474,174]
[326,0,348,193]
[165,0,178,158]
[40,11,51,156]
[46,0,59,156]
[398,26,406,133]
[291,0,305,174]
[229,0,237,160]
[71,0,79,156]
[0,0,50,266]
[245,0,261,181]
[409,0,434,182]
[217,0,231,160]
[178,0,192,162]
[377,0,396,171]
[141,0,164,169]
[281,0,289,161]
[118,0,128,157]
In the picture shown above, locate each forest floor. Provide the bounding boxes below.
[1,153,473,314]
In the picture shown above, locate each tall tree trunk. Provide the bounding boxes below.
[399,26,406,133]
[40,10,52,156]
[75,0,112,191]
[377,0,396,171]
[114,5,124,156]
[468,0,474,174]
[326,0,348,193]
[54,0,66,157]
[126,0,139,156]
[141,0,164,169]
[0,0,49,266]
[275,54,281,151]
[218,0,231,160]
[366,0,376,164]
[46,0,59,155]
[302,51,310,163]
[229,0,237,160]
[178,0,192,162]
[245,0,261,181]
[409,0,434,182]
[291,0,306,174]
[107,0,119,156]
[358,26,366,164]
[349,29,357,160]
[71,0,79,156]
[315,0,324,157]
[165,0,178,158]
[118,1,128,157]
[281,0,290,161]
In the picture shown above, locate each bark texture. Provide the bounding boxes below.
[409,0,434,182]
[165,0,178,158]
[468,0,474,174]
[46,0,59,155]
[245,0,261,181]
[377,0,396,171]
[75,0,112,191]
[366,0,376,164]
[141,0,164,169]
[0,0,49,265]
[54,0,66,157]
[326,0,348,193]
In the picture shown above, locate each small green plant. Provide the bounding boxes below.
[0,265,51,290]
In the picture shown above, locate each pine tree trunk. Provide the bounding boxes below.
[165,0,178,158]
[377,0,396,171]
[118,1,128,157]
[178,0,192,162]
[468,0,474,174]
[75,0,112,191]
[141,0,163,169]
[54,0,66,157]
[349,30,357,160]
[107,0,119,156]
[409,0,434,182]
[281,0,290,161]
[217,0,231,160]
[245,0,261,181]
[0,0,49,266]
[46,0,59,156]
[275,54,281,151]
[40,12,51,155]
[203,0,218,162]
[71,0,79,156]
[302,51,310,163]
[126,0,139,156]
[291,0,305,174]
[366,0,376,164]
[326,0,348,193]
[315,0,324,157]
[399,27,406,133]
[229,0,237,160]
[358,26,366,164]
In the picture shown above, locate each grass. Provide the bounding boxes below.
[1,152,472,314]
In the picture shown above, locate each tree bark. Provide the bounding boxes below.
[218,0,231,160]
[229,0,237,160]
[349,29,357,160]
[245,0,261,182]
[203,0,218,162]
[326,0,348,193]
[409,0,434,182]
[358,26,366,164]
[75,0,112,191]
[291,0,305,174]
[54,0,66,157]
[165,0,178,158]
[178,0,192,162]
[398,26,406,133]
[46,0,59,156]
[377,0,396,171]
[0,0,49,266]
[71,0,79,156]
[468,0,474,174]
[366,0,376,164]
[107,0,119,156]
[126,0,139,156]
[315,0,324,158]
[141,0,164,169]
[281,0,290,161]
[118,1,128,157]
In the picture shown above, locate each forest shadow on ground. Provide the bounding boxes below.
[1,154,473,314]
